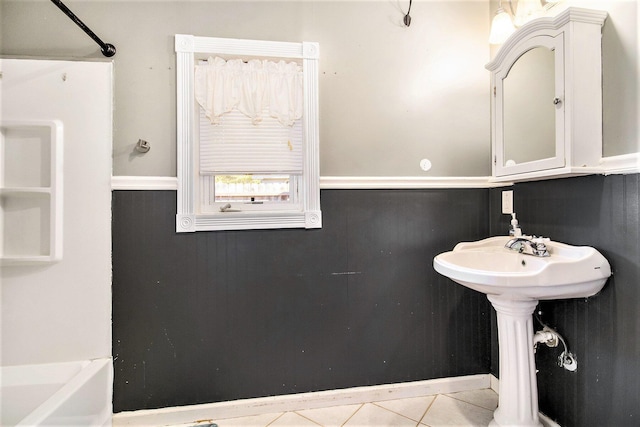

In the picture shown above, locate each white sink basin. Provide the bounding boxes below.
[433,236,611,300]
[434,236,611,427]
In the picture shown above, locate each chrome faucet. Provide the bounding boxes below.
[505,236,550,257]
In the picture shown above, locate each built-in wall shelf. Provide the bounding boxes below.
[1,120,63,264]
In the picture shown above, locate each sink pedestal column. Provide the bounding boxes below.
[488,295,542,427]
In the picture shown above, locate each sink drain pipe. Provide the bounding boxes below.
[533,324,578,372]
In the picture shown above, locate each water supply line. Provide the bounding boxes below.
[50,0,116,57]
[533,327,558,348]
[534,314,578,372]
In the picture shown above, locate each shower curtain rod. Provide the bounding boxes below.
[50,0,116,57]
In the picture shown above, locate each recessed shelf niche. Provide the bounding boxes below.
[1,120,63,263]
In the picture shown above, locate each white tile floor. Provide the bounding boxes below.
[186,389,498,427]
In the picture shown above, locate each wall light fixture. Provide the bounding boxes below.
[489,0,561,45]
[489,3,517,45]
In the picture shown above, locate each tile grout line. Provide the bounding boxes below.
[340,403,364,427]
[444,392,497,412]
[421,394,437,423]
[265,411,286,427]
[418,393,439,426]
[292,410,324,426]
[371,401,427,424]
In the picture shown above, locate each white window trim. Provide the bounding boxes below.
[175,34,321,232]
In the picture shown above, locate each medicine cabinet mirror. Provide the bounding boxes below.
[503,45,557,166]
[486,7,607,182]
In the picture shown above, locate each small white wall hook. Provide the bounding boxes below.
[135,139,151,153]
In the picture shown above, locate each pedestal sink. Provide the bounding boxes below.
[433,236,611,427]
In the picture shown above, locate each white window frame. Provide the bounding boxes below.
[175,34,321,232]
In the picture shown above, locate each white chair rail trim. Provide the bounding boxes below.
[111,150,640,192]
[112,176,510,191]
[320,176,506,189]
[600,152,640,175]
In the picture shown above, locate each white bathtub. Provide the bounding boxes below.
[0,358,112,426]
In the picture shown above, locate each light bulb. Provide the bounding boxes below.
[514,0,543,27]
[489,8,516,45]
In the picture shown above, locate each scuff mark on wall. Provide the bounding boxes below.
[163,328,176,358]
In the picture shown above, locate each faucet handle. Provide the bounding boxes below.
[531,237,550,257]
[531,236,550,243]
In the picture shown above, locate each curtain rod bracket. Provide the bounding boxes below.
[101,44,116,58]
[50,0,116,57]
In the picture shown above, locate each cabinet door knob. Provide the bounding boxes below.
[553,97,562,105]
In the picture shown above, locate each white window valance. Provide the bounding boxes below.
[195,56,303,127]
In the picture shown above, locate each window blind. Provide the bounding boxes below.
[199,106,303,175]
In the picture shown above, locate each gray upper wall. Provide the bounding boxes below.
[1,1,638,177]
[599,1,639,158]
[0,0,491,177]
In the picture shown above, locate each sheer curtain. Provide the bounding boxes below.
[195,56,303,127]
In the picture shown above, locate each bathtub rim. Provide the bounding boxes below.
[1,357,112,427]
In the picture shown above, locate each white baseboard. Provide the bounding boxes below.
[112,374,491,426]
[539,412,562,427]
[490,373,499,394]
[490,375,562,427]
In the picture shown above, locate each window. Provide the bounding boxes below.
[175,35,321,232]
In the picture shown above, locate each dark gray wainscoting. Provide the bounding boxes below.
[490,174,640,427]
[112,189,492,412]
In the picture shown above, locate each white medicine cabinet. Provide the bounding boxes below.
[486,7,608,182]
[1,120,63,263]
